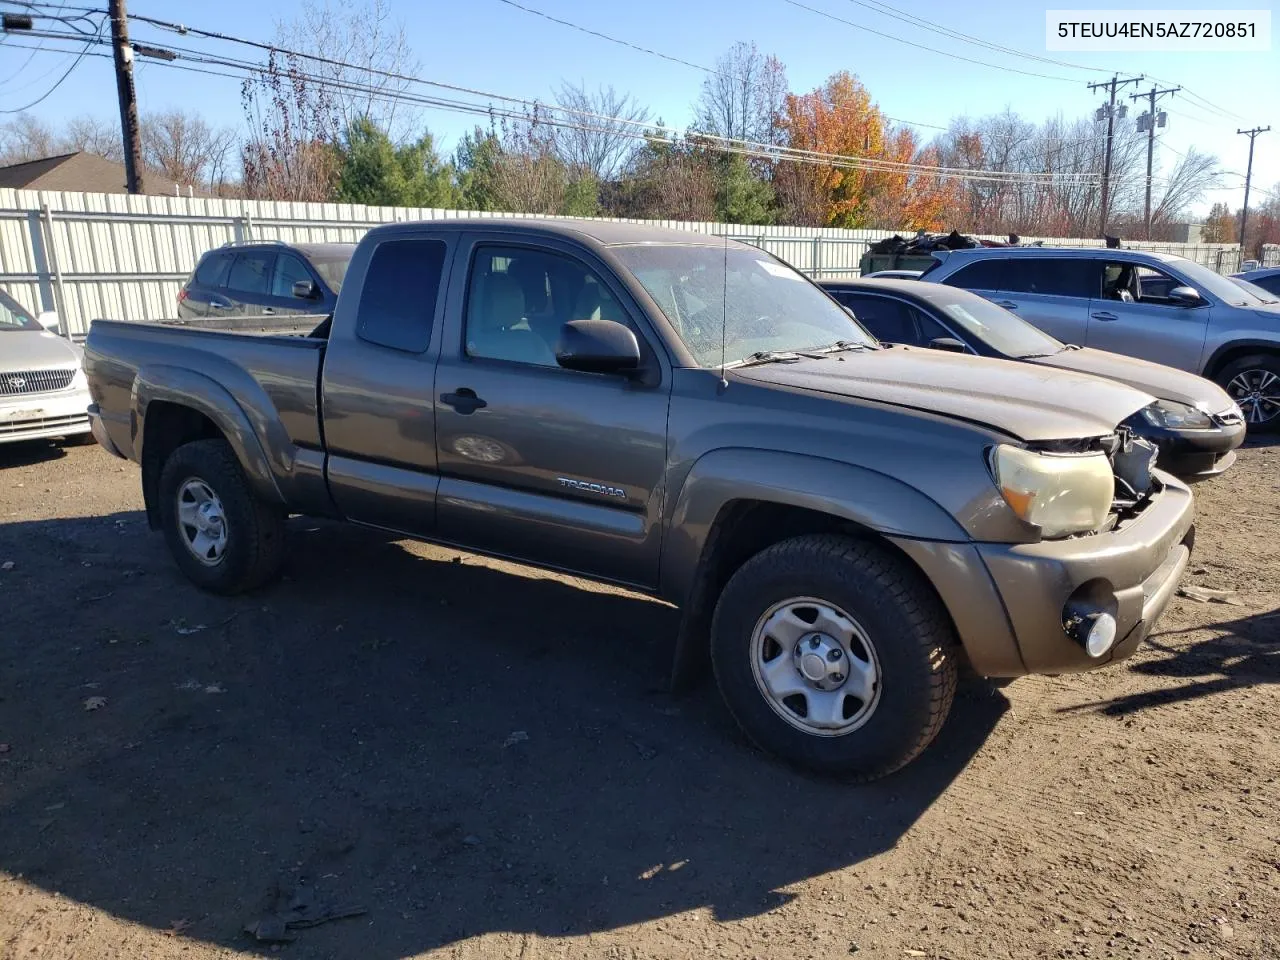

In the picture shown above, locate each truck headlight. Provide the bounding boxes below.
[1139,399,1213,430]
[990,444,1114,539]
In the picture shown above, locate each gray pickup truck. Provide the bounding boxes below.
[84,219,1195,780]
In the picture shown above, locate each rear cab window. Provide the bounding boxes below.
[356,238,447,353]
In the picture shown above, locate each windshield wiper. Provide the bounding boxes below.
[814,340,875,354]
[733,350,806,367]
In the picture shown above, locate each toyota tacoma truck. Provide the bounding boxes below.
[83,219,1195,780]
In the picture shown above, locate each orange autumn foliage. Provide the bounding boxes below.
[779,71,959,229]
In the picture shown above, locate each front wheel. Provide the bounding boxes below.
[1217,354,1280,432]
[710,534,958,781]
[157,438,285,594]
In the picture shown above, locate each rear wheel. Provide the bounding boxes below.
[157,438,285,594]
[710,534,958,781]
[1217,354,1280,432]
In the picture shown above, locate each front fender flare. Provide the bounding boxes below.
[133,364,285,506]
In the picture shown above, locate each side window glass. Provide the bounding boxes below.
[942,259,1006,291]
[840,295,917,344]
[1134,265,1181,304]
[272,254,313,297]
[1101,261,1176,304]
[226,252,273,295]
[194,253,231,288]
[911,308,955,346]
[465,246,629,368]
[356,238,447,353]
[1004,259,1096,298]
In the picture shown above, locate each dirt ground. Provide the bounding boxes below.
[0,438,1277,960]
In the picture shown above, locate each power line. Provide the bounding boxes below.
[779,0,1078,83]
[0,11,102,112]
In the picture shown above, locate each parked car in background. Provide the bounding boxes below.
[178,240,355,321]
[1232,267,1280,297]
[85,219,1196,780]
[919,247,1280,429]
[821,278,1245,480]
[0,289,92,445]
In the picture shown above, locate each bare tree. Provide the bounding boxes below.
[551,82,648,181]
[692,42,788,146]
[241,51,340,202]
[1150,148,1222,226]
[62,115,123,163]
[275,0,420,141]
[489,115,568,215]
[0,114,59,164]
[142,110,236,191]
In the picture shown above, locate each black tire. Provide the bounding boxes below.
[1215,353,1280,433]
[157,438,285,594]
[710,534,958,781]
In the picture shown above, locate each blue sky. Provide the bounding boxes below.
[3,0,1277,215]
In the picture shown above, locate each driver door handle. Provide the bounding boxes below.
[1092,311,1119,321]
[440,388,487,414]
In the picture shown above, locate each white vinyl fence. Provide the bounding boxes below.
[0,186,1251,337]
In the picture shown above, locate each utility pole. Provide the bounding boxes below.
[1238,125,1271,258]
[1130,85,1179,240]
[108,0,144,194]
[1089,74,1143,237]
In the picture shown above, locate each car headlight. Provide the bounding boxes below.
[1139,399,1213,430]
[990,444,1114,538]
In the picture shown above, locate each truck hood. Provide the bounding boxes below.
[734,346,1154,441]
[0,329,82,371]
[1029,347,1235,414]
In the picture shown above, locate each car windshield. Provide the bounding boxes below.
[0,291,41,332]
[309,252,352,292]
[923,290,1065,358]
[1230,276,1279,304]
[613,244,876,366]
[1170,258,1263,306]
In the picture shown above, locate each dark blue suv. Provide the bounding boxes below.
[178,241,355,320]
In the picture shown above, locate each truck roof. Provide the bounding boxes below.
[363,217,748,249]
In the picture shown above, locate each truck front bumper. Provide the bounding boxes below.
[892,473,1195,677]
[0,388,92,445]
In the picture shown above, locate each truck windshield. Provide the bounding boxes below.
[613,244,875,366]
[0,291,41,332]
[923,291,1066,358]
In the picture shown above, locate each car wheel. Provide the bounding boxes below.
[1217,354,1280,432]
[710,534,958,781]
[157,438,285,594]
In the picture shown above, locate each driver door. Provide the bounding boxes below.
[1086,260,1211,371]
[432,234,672,589]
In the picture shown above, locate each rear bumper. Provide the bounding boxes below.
[894,473,1195,677]
[0,390,91,445]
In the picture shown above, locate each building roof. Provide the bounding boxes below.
[0,152,184,195]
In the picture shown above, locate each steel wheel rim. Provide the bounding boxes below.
[1227,368,1280,424]
[176,478,228,566]
[749,596,882,737]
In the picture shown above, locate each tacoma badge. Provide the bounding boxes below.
[557,477,627,499]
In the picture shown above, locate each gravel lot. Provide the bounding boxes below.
[1,438,1277,960]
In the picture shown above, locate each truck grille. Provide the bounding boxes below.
[0,368,76,396]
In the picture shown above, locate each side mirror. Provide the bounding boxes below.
[929,337,967,353]
[292,279,319,300]
[556,319,640,375]
[1167,285,1203,306]
[36,310,60,333]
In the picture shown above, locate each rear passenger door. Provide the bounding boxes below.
[320,232,454,536]
[1086,260,1211,371]
[936,258,1007,305]
[997,258,1097,345]
[224,250,275,317]
[431,234,672,589]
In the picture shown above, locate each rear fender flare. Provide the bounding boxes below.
[133,364,285,506]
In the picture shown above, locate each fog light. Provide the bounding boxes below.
[1083,612,1118,658]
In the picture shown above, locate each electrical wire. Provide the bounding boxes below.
[0,12,102,113]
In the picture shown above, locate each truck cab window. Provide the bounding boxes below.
[465,246,626,368]
[356,238,446,353]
